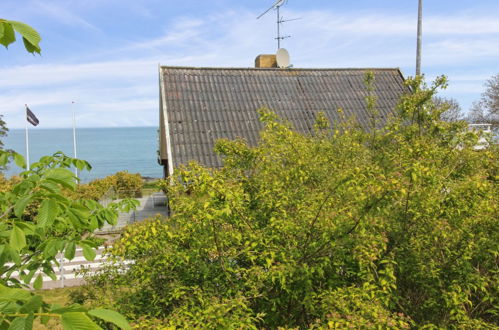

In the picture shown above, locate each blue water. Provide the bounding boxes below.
[3,127,163,182]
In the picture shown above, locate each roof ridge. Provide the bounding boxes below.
[160,66,401,71]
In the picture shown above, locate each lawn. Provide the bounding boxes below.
[34,287,80,329]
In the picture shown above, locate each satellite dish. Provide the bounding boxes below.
[276,48,290,68]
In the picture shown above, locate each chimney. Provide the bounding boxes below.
[255,54,277,68]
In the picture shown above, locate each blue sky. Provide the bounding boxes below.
[2,0,499,128]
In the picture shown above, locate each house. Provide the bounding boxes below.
[158,55,407,177]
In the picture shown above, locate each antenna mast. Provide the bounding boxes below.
[257,0,298,50]
[415,0,423,76]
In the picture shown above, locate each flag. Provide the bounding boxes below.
[26,107,39,126]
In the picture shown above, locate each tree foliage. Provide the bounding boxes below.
[433,96,463,122]
[75,76,498,328]
[0,150,136,329]
[0,16,134,329]
[65,171,143,201]
[0,115,7,150]
[0,115,8,173]
[0,19,41,54]
[469,74,499,129]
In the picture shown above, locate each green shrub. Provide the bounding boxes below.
[74,76,498,328]
[65,171,143,201]
[65,178,111,201]
[113,171,143,198]
[0,174,10,192]
[0,174,20,193]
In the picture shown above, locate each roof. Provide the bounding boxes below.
[159,66,407,175]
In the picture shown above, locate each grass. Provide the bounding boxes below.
[33,287,79,329]
[141,179,163,196]
[142,179,161,189]
[36,287,78,306]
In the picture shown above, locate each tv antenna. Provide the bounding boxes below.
[257,0,300,49]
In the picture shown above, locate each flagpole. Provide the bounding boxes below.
[25,104,30,171]
[72,101,78,179]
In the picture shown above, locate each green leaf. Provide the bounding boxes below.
[22,269,37,286]
[13,153,26,169]
[64,242,76,260]
[81,245,96,261]
[9,226,26,251]
[14,222,35,235]
[7,20,41,54]
[61,312,101,330]
[51,305,86,314]
[411,172,417,182]
[7,316,27,330]
[20,295,42,314]
[40,181,60,193]
[14,195,32,218]
[45,269,57,281]
[0,22,15,48]
[0,301,18,314]
[25,314,34,330]
[8,246,21,265]
[37,200,58,228]
[0,151,9,167]
[41,315,50,325]
[88,309,132,330]
[22,37,39,54]
[74,159,91,171]
[44,168,76,190]
[33,274,43,290]
[43,239,59,259]
[66,210,82,228]
[0,284,31,302]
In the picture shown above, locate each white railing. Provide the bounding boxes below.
[468,123,493,150]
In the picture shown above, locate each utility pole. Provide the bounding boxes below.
[416,0,423,76]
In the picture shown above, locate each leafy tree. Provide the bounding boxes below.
[0,17,135,329]
[0,150,137,329]
[75,76,498,328]
[1,17,39,167]
[0,19,41,54]
[0,115,7,150]
[469,74,499,129]
[0,115,8,172]
[433,96,463,122]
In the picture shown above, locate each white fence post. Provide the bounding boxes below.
[59,253,65,288]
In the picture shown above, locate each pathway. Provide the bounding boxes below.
[97,192,169,234]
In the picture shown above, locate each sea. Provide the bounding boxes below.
[2,127,163,183]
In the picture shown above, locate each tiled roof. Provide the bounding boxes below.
[159,67,406,174]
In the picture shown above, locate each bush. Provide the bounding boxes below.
[65,178,111,201]
[0,174,20,193]
[65,171,143,201]
[74,76,498,328]
[0,173,10,192]
[113,171,143,198]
